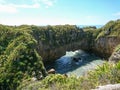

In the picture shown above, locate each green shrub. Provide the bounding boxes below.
[0,25,47,90]
[18,61,120,90]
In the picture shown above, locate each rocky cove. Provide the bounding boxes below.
[34,20,120,77]
[39,26,120,76]
[31,21,120,77]
[34,26,120,63]
[38,36,120,63]
[45,50,105,76]
[1,20,120,90]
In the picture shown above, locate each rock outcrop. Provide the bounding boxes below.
[37,39,90,62]
[109,50,120,63]
[48,68,56,74]
[93,84,120,90]
[31,20,120,62]
[32,25,90,62]
[109,44,120,63]
[93,36,120,59]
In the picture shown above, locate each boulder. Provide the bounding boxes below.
[109,49,120,63]
[31,77,37,81]
[72,57,81,62]
[48,68,56,74]
[93,84,120,90]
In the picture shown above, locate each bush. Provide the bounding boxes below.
[0,25,47,90]
[18,61,120,90]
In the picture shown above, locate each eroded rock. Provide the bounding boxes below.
[48,68,56,74]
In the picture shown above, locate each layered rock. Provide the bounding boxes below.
[31,21,120,62]
[32,25,90,62]
[37,39,90,62]
[92,36,120,59]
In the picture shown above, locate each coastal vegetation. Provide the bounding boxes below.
[0,25,47,90]
[17,61,120,90]
[0,19,120,90]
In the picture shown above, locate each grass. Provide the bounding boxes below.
[96,20,120,40]
[17,61,120,90]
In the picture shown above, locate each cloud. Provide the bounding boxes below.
[10,3,40,9]
[0,16,75,25]
[34,0,57,8]
[0,0,57,13]
[0,5,18,13]
[41,0,54,7]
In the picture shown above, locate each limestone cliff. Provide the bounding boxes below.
[93,20,120,61]
[32,25,90,62]
[37,39,90,62]
[31,20,120,62]
[92,36,120,58]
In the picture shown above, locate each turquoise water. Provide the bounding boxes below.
[46,50,105,77]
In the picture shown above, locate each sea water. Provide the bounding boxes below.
[46,50,105,77]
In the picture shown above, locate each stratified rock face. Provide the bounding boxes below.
[93,36,120,58]
[93,20,120,61]
[32,20,120,62]
[37,39,90,62]
[32,25,90,62]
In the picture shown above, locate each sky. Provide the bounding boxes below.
[0,0,120,25]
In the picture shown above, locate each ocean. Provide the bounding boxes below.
[77,25,103,29]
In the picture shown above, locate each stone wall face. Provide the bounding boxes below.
[35,29,120,62]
